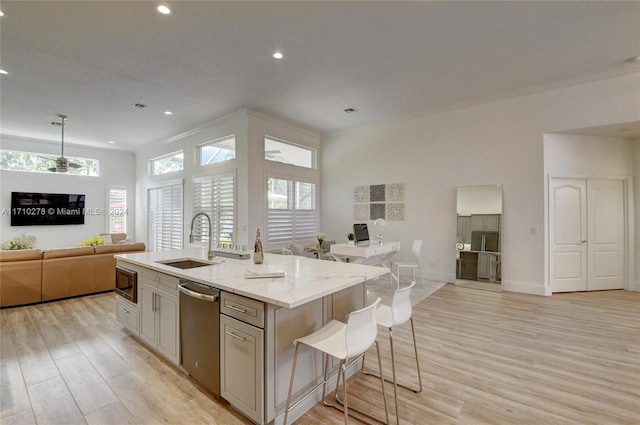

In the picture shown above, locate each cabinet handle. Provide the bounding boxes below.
[152,292,156,312]
[155,293,160,311]
[227,304,247,314]
[226,331,246,341]
[581,240,587,244]
[121,307,129,314]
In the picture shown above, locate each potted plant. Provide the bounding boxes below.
[347,232,355,246]
[1,233,37,250]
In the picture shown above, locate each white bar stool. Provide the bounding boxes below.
[364,282,422,424]
[283,297,389,425]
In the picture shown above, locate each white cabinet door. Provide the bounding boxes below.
[471,214,500,231]
[139,282,157,347]
[221,314,264,424]
[157,289,179,365]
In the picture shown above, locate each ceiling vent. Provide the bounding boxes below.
[133,103,149,109]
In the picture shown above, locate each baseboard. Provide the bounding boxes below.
[501,279,549,296]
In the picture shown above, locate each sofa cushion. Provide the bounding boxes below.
[100,233,127,244]
[43,246,94,259]
[0,249,43,262]
[94,242,145,254]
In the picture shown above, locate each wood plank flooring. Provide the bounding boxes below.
[1,285,639,424]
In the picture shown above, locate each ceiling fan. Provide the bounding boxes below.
[46,114,83,173]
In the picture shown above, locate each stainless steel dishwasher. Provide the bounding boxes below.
[178,280,220,396]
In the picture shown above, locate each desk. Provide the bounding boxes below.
[330,241,400,266]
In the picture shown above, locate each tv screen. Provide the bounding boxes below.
[11,192,85,226]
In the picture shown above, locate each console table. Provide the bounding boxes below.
[329,241,400,266]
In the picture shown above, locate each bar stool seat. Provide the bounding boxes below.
[364,282,422,424]
[284,298,389,425]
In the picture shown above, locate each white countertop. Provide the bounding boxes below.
[116,248,388,309]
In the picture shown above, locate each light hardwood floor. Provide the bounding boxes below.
[1,284,638,424]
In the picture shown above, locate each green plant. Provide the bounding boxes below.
[1,233,37,250]
[80,236,108,247]
[347,232,355,241]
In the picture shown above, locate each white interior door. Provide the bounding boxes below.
[550,179,587,292]
[587,179,624,290]
[550,178,625,293]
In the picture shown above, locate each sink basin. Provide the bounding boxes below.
[157,259,217,269]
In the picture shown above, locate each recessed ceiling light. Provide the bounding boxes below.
[164,111,173,115]
[108,140,116,144]
[273,52,284,59]
[0,10,4,17]
[344,108,356,113]
[0,69,8,75]
[627,55,640,64]
[157,5,171,15]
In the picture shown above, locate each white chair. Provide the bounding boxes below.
[284,298,389,425]
[389,240,424,288]
[364,282,422,424]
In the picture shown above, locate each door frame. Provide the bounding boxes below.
[545,174,635,295]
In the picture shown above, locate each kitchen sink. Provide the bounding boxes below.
[157,259,217,269]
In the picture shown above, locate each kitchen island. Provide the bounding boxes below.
[115,248,388,424]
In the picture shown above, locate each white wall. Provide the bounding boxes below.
[0,135,136,249]
[544,133,637,291]
[320,72,640,295]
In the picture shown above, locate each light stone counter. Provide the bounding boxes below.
[116,247,387,309]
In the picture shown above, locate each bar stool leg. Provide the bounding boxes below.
[409,317,423,392]
[284,343,302,425]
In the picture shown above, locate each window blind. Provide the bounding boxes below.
[148,182,183,251]
[108,187,127,234]
[193,171,235,245]
[267,176,317,245]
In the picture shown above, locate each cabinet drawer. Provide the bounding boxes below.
[221,292,264,328]
[116,297,140,335]
[158,273,179,295]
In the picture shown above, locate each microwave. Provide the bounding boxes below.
[115,266,137,304]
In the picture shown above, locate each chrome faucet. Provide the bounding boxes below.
[189,212,214,260]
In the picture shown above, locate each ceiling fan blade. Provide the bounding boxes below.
[68,162,84,169]
[48,167,58,172]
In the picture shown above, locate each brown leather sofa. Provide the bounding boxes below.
[1,242,145,307]
[0,249,43,307]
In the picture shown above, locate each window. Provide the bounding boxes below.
[192,172,235,245]
[148,182,183,251]
[150,151,184,176]
[0,149,99,176]
[267,176,317,245]
[264,137,316,169]
[108,187,127,233]
[198,136,236,166]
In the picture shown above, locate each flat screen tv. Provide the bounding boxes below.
[11,192,85,226]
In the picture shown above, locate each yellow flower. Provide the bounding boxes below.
[80,236,107,247]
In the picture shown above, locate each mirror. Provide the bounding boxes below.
[455,185,502,292]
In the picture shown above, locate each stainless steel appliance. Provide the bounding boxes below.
[178,280,220,396]
[115,266,137,303]
[471,231,499,252]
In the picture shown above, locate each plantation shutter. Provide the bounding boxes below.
[148,182,183,251]
[193,171,235,245]
[267,176,316,245]
[108,187,127,233]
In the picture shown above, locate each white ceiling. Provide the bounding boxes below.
[1,1,639,151]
